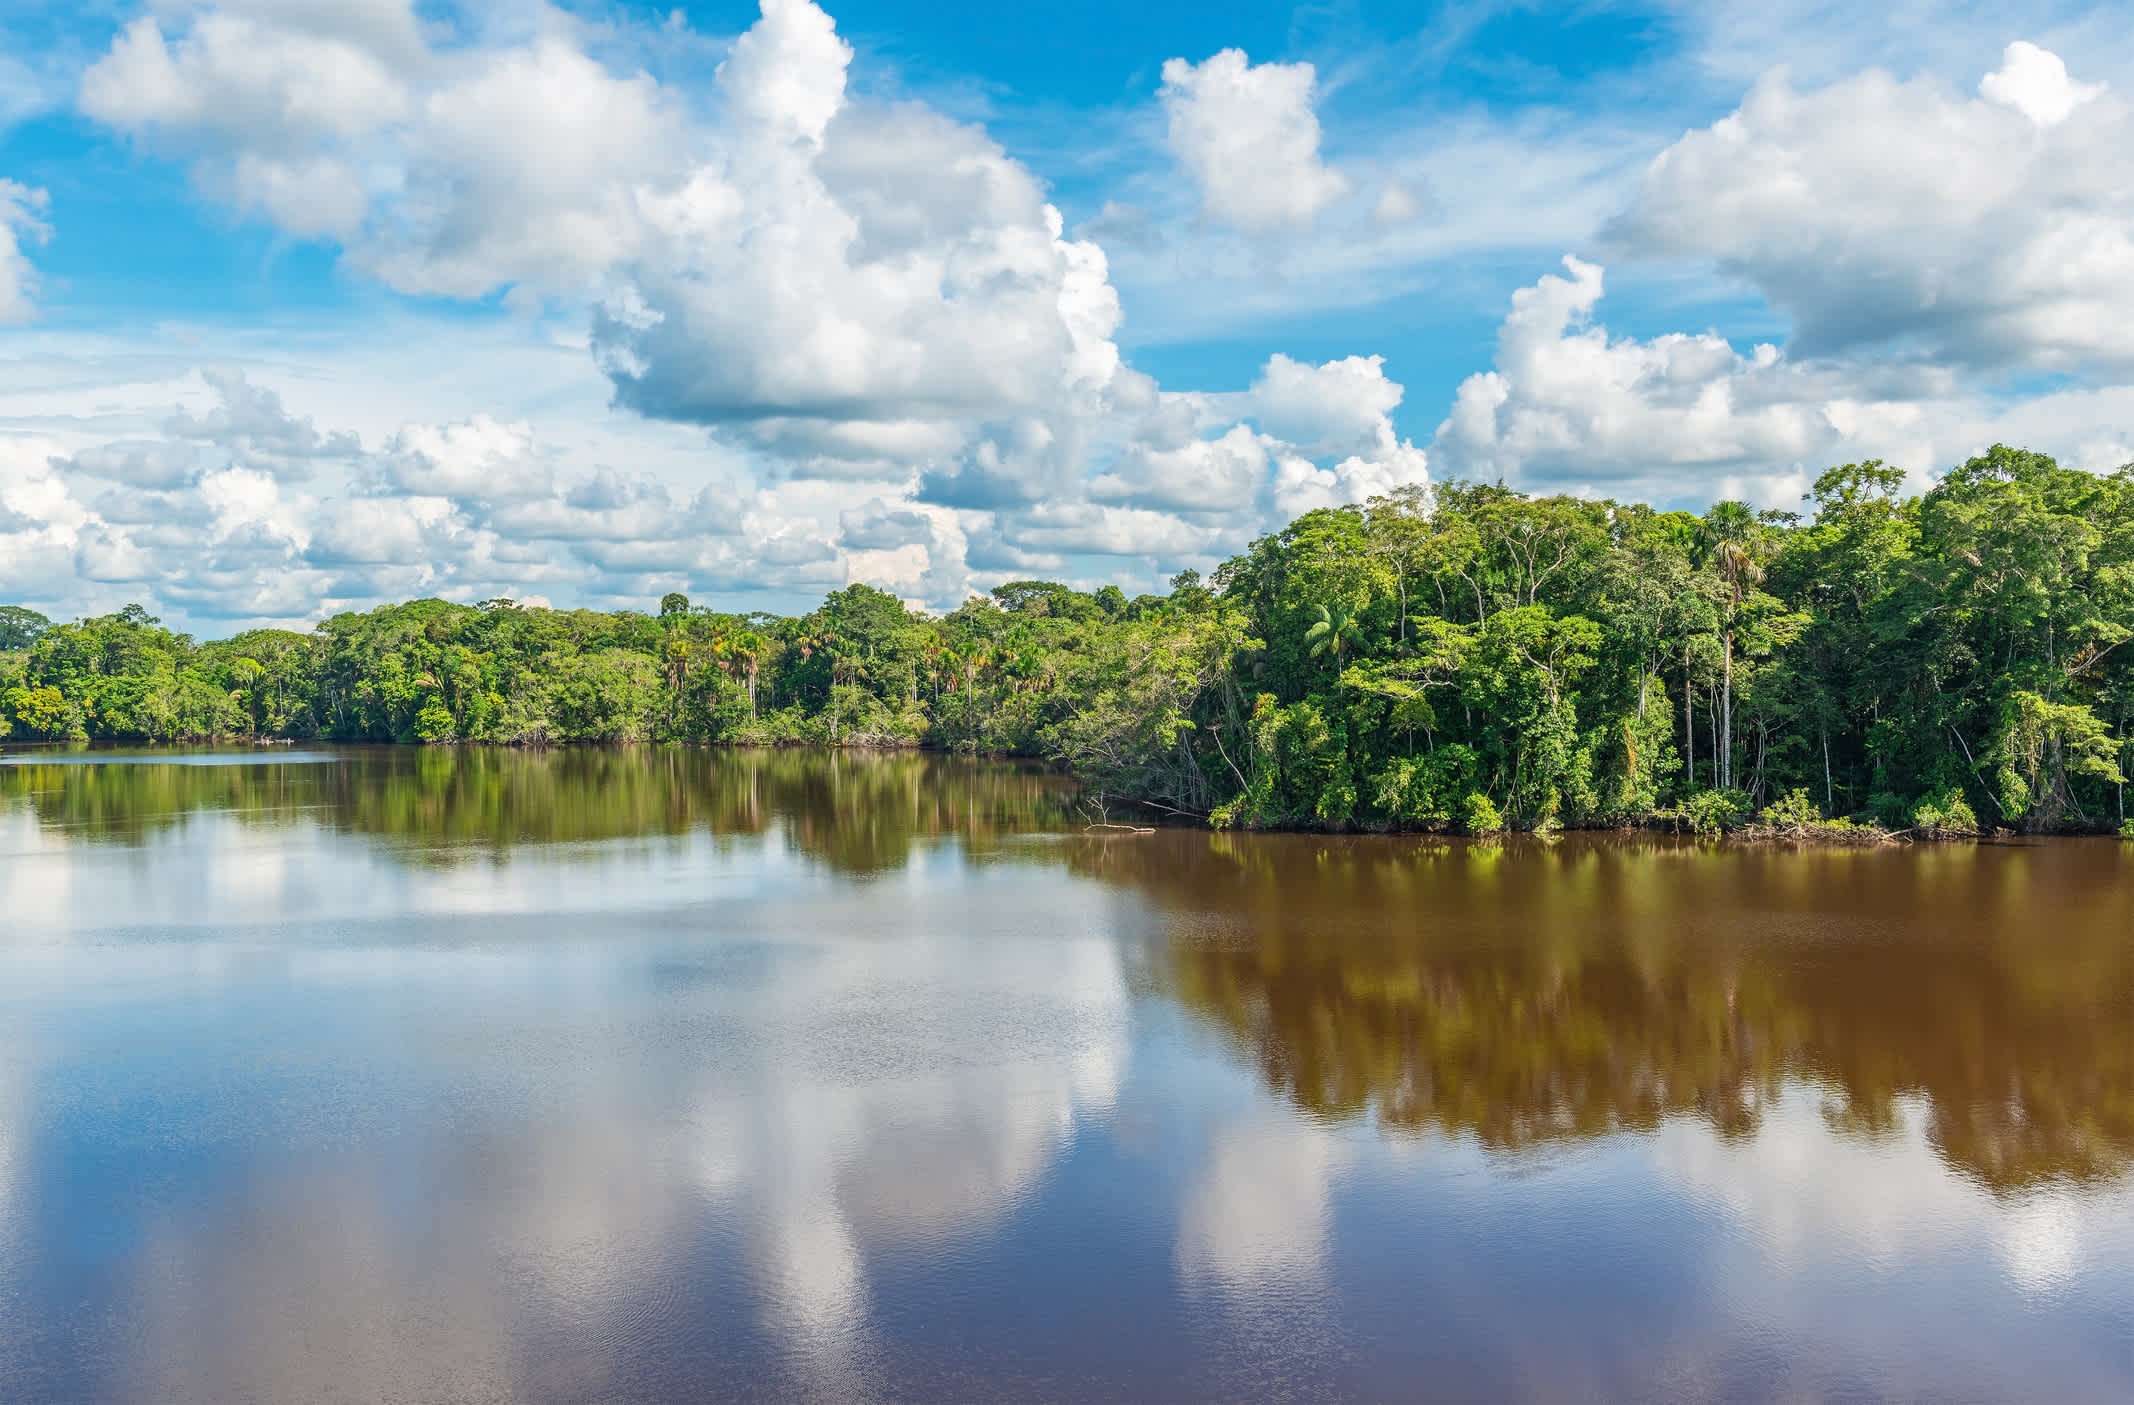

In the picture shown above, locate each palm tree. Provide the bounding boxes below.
[1304,604,1365,677]
[932,645,961,721]
[921,637,947,705]
[962,647,991,746]
[229,656,266,735]
[664,635,692,688]
[729,631,763,715]
[1701,503,1763,790]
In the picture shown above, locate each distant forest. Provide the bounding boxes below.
[4,445,2130,835]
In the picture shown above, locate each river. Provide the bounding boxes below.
[0,746,2129,1400]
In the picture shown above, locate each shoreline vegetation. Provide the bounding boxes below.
[5,445,2133,841]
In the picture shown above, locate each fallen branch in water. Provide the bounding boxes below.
[1084,822,1155,834]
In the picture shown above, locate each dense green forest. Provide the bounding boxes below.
[5,445,2131,834]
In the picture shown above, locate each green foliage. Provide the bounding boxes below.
[6,684,73,739]
[8,445,2133,839]
[1663,789,1751,837]
[1748,788,1874,841]
[1304,603,1365,671]
[1759,788,1824,828]
[1461,790,1505,835]
[1993,691,2125,829]
[0,605,51,651]
[1911,788,1981,837]
[991,579,1101,622]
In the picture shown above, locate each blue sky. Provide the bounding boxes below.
[2,0,2131,628]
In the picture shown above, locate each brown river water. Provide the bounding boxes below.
[0,745,2129,1400]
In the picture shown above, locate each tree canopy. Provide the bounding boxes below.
[6,445,2130,834]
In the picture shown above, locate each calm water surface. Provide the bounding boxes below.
[0,746,2129,1401]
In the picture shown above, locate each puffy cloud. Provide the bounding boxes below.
[993,501,1234,560]
[55,1,1440,619]
[1272,438,1431,520]
[166,367,362,465]
[197,464,310,548]
[376,416,552,502]
[1092,424,1271,516]
[0,179,47,323]
[305,493,457,567]
[79,1,685,296]
[838,498,935,550]
[49,367,360,497]
[0,437,90,538]
[1978,40,2106,127]
[1430,256,1946,500]
[75,524,161,582]
[59,440,205,490]
[1605,45,2134,371]
[356,38,685,298]
[15,369,749,620]
[837,495,971,599]
[1246,353,1406,459]
[1080,352,1427,523]
[79,7,411,239]
[719,0,851,144]
[595,102,1120,487]
[1159,49,1349,233]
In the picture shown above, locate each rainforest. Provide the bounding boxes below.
[5,445,2131,837]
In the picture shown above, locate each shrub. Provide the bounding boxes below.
[1911,788,1981,837]
[1461,791,1504,835]
[413,700,457,743]
[1759,788,1822,829]
[1748,788,1878,842]
[1664,788,1751,837]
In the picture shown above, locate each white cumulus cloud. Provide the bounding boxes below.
[1430,256,1948,501]
[1979,39,2106,127]
[52,1,1446,619]
[1606,45,2134,372]
[1159,49,1350,233]
[79,1,686,296]
[593,18,1122,488]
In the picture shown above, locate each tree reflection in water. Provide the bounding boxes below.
[1070,831,2134,1192]
[0,746,1078,874]
[5,746,2127,1191]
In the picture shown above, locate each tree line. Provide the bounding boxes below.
[4,445,2130,834]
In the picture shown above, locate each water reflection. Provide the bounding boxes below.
[1072,832,2134,1190]
[0,747,2129,1399]
[0,745,1077,871]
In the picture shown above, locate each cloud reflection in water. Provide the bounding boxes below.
[0,749,2128,1400]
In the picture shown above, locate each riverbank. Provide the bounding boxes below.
[9,452,2133,844]
[10,735,2128,844]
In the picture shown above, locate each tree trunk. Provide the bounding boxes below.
[1823,732,1834,813]
[1721,629,1734,791]
[1684,655,1695,789]
[1708,685,1719,790]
